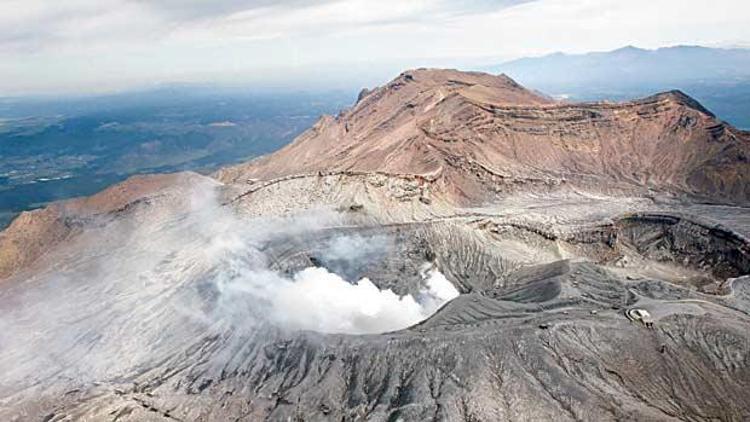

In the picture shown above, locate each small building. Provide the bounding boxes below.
[626,308,654,328]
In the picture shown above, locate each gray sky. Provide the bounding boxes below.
[1,0,749,96]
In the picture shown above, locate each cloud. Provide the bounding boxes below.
[0,0,749,95]
[0,0,532,53]
[135,0,533,24]
[0,0,162,53]
[136,0,328,20]
[160,0,534,47]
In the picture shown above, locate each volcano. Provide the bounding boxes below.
[1,69,750,421]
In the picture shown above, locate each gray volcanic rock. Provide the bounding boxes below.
[1,70,750,421]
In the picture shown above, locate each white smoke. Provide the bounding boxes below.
[177,183,460,334]
[199,210,458,334]
[419,266,461,315]
[265,266,458,335]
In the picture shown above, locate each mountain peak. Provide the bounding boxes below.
[393,68,527,89]
[644,89,716,117]
[612,45,645,53]
[217,67,749,207]
[365,68,554,110]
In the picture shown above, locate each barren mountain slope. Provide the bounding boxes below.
[0,172,211,280]
[218,69,750,204]
[1,69,750,422]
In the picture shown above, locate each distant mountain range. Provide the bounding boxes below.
[490,45,750,128]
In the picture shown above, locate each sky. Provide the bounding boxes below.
[1,0,749,96]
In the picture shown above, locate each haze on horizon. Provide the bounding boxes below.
[1,0,750,96]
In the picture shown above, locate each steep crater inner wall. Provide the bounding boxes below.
[615,213,750,281]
